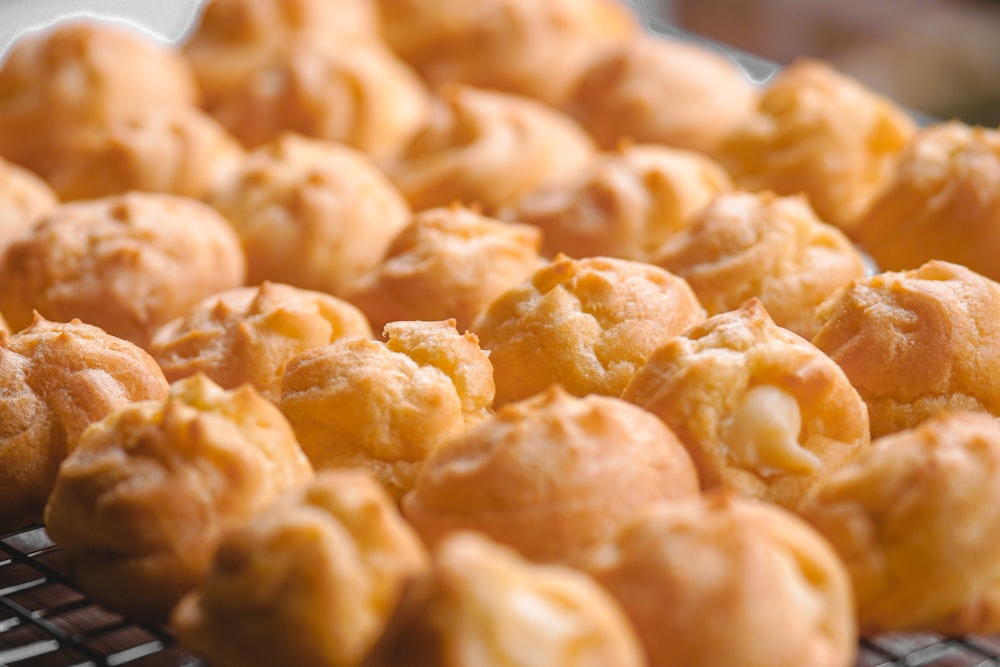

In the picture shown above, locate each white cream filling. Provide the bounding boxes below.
[724,385,822,477]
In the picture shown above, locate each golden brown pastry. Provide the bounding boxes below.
[386,85,597,213]
[501,143,733,262]
[0,156,57,254]
[584,493,857,667]
[799,411,1000,635]
[0,20,198,175]
[812,260,1000,438]
[364,531,646,667]
[150,281,373,404]
[0,316,169,531]
[184,0,381,108]
[345,205,543,333]
[622,298,870,509]
[280,320,495,500]
[43,374,314,623]
[471,254,705,406]
[207,133,410,298]
[402,385,700,564]
[207,41,430,158]
[39,107,246,202]
[172,468,429,667]
[854,122,1000,281]
[565,35,758,155]
[715,59,916,233]
[654,191,867,339]
[0,192,247,349]
[377,0,638,106]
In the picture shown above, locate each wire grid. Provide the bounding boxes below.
[0,525,203,667]
[3,524,1000,667]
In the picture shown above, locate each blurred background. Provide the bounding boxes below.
[655,0,1000,126]
[3,0,1000,126]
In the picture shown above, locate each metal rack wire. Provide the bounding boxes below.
[3,523,999,667]
[0,525,202,667]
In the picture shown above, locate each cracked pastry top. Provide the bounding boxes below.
[402,385,700,564]
[654,190,867,339]
[0,316,169,532]
[811,260,1000,438]
[800,410,1000,635]
[0,192,246,350]
[470,254,705,406]
[150,281,373,404]
[622,298,870,509]
[279,319,495,500]
[345,204,543,334]
[43,374,315,623]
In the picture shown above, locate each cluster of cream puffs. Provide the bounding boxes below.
[4,0,1000,666]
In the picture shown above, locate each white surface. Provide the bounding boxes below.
[0,0,206,59]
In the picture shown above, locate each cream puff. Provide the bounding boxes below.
[622,298,870,509]
[471,254,705,406]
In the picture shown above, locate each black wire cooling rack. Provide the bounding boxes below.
[3,523,1000,667]
[0,525,203,667]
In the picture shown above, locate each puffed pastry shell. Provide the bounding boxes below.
[43,374,314,622]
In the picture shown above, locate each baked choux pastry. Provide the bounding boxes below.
[207,133,410,298]
[386,85,597,213]
[364,531,645,667]
[43,374,314,623]
[501,143,732,262]
[654,191,867,339]
[377,0,638,106]
[184,0,381,108]
[172,468,428,667]
[715,59,916,233]
[208,41,430,158]
[583,493,857,667]
[811,260,1000,438]
[402,385,700,564]
[345,205,543,333]
[39,107,246,202]
[150,281,373,404]
[471,254,705,406]
[0,20,197,175]
[799,411,1000,635]
[280,319,495,500]
[0,192,246,349]
[854,122,1000,282]
[0,316,169,531]
[565,35,758,155]
[622,298,870,509]
[0,156,57,255]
